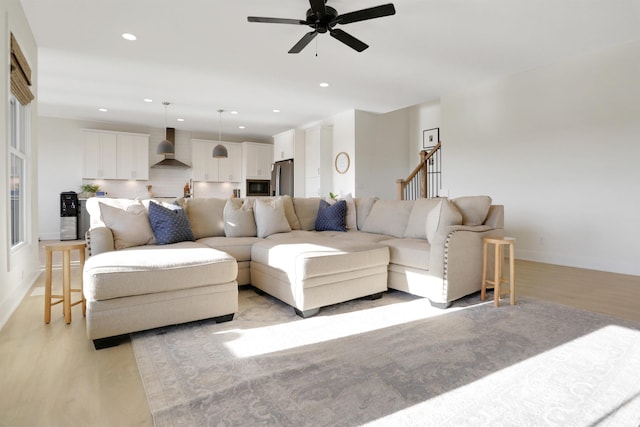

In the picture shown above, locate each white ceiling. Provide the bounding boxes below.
[19,0,640,141]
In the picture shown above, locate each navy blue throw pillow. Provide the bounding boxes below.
[148,201,195,245]
[315,199,347,232]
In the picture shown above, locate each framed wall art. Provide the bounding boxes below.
[423,128,439,149]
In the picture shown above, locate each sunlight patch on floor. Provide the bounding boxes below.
[220,298,489,358]
[365,325,640,426]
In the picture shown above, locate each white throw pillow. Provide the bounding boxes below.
[354,197,378,230]
[99,201,155,249]
[223,199,257,237]
[254,198,292,238]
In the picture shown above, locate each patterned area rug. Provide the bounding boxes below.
[132,288,640,426]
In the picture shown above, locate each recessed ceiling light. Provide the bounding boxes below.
[98,108,108,112]
[122,33,137,41]
[144,98,153,103]
[230,111,239,115]
[319,82,329,88]
[177,118,185,122]
[273,109,280,113]
[238,125,245,129]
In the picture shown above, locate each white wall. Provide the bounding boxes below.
[1,0,40,329]
[355,110,411,199]
[407,100,441,165]
[37,117,246,240]
[441,40,640,276]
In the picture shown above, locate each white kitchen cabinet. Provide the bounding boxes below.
[243,142,273,180]
[191,139,242,182]
[116,133,149,180]
[218,143,243,182]
[303,125,332,197]
[273,129,296,161]
[83,130,117,179]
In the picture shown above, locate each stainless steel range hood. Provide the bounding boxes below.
[151,127,190,169]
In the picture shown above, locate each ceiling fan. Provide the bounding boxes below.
[247,0,396,54]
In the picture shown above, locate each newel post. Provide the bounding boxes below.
[420,150,428,198]
[396,179,405,200]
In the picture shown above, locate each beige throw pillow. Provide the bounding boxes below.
[451,195,492,226]
[404,198,444,239]
[99,201,155,249]
[342,193,358,230]
[361,200,414,238]
[426,199,463,243]
[183,198,226,239]
[254,198,292,238]
[354,197,378,230]
[223,199,257,237]
[293,198,321,231]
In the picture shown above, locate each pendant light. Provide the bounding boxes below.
[212,109,228,158]
[156,101,174,155]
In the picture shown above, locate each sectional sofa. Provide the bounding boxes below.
[83,195,503,347]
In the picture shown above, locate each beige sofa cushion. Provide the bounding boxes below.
[182,197,226,239]
[404,198,444,240]
[293,197,321,231]
[251,238,389,288]
[451,195,492,226]
[426,199,463,243]
[197,236,261,262]
[361,200,414,238]
[223,199,257,237]
[83,242,237,301]
[254,198,292,238]
[98,201,155,249]
[382,238,430,270]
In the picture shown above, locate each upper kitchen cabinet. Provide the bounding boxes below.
[243,142,273,180]
[218,143,243,182]
[116,133,149,180]
[83,130,149,180]
[83,130,118,179]
[273,129,304,161]
[191,139,242,182]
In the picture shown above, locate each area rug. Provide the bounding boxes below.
[132,288,640,427]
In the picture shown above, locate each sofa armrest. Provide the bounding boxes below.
[86,227,115,256]
[428,224,504,303]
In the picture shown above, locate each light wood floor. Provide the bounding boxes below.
[0,243,638,426]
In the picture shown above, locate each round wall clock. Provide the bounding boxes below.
[335,152,350,174]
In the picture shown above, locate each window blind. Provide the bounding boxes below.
[10,33,34,105]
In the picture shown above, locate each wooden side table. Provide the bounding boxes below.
[481,236,516,307]
[44,241,87,324]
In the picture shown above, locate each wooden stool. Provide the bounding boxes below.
[44,241,87,324]
[481,237,515,307]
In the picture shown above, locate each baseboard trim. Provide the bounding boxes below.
[0,271,41,331]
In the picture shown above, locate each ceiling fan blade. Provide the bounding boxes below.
[289,31,318,54]
[309,0,326,16]
[334,3,396,25]
[247,16,306,25]
[329,28,368,52]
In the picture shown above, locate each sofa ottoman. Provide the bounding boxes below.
[250,236,389,317]
[83,241,238,348]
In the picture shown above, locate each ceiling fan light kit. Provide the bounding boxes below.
[248,1,396,54]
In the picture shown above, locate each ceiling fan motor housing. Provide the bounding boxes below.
[306,6,338,33]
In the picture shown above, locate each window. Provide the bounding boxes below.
[9,95,30,248]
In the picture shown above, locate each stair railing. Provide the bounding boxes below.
[396,142,441,200]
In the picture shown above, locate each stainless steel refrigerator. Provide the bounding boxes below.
[270,159,294,196]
